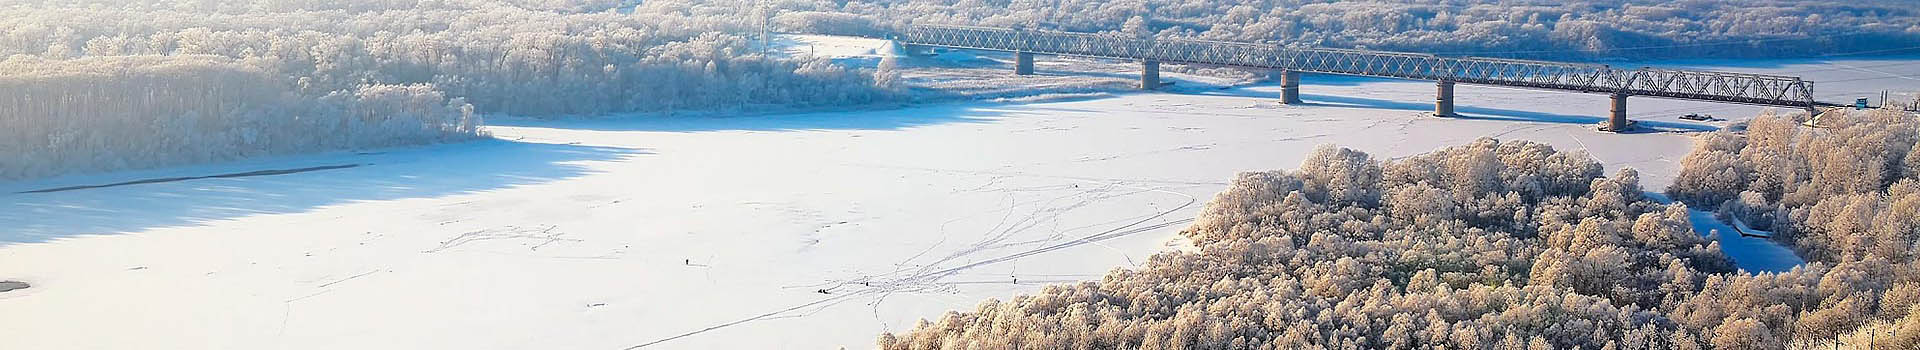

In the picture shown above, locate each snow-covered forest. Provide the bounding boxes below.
[881,136,1920,349]
[0,0,895,115]
[1670,108,1920,264]
[6,0,1918,180]
[0,0,894,180]
[0,55,481,180]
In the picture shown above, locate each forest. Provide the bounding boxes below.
[881,122,1920,348]
[0,0,895,180]
[3,0,1917,177]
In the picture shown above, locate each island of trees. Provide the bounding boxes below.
[882,109,1920,349]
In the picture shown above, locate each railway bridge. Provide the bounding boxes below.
[898,25,1851,132]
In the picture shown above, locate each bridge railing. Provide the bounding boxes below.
[901,25,1816,109]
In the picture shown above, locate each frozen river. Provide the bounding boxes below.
[1,56,1913,349]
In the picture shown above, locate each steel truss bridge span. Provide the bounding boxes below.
[899,25,1834,131]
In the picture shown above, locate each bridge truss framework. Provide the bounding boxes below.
[899,25,1831,131]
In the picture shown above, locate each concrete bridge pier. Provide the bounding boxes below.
[1141,60,1160,90]
[1608,93,1630,132]
[1434,80,1456,117]
[1279,70,1302,104]
[1014,51,1035,75]
[898,43,931,56]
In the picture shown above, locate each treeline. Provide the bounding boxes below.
[0,0,899,180]
[0,0,899,116]
[747,0,1920,59]
[0,55,480,180]
[881,138,1920,349]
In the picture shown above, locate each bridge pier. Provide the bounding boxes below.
[1141,60,1160,90]
[898,43,931,56]
[1434,80,1456,117]
[1608,93,1630,132]
[1280,70,1302,104]
[1014,51,1035,75]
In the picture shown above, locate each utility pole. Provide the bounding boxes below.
[1047,0,1062,30]
[760,2,770,58]
[757,1,771,99]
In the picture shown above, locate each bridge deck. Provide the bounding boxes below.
[901,25,1821,110]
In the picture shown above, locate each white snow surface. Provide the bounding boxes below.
[778,34,898,60]
[3,54,1913,349]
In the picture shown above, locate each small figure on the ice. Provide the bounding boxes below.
[816,289,831,294]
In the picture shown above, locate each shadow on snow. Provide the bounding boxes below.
[0,98,1035,245]
[1297,93,1720,132]
[486,102,1003,133]
[1188,83,1721,132]
[0,139,644,245]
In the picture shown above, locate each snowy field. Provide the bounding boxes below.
[2,38,1916,348]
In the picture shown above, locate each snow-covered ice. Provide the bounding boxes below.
[1689,210,1804,273]
[778,34,898,61]
[2,53,1912,348]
